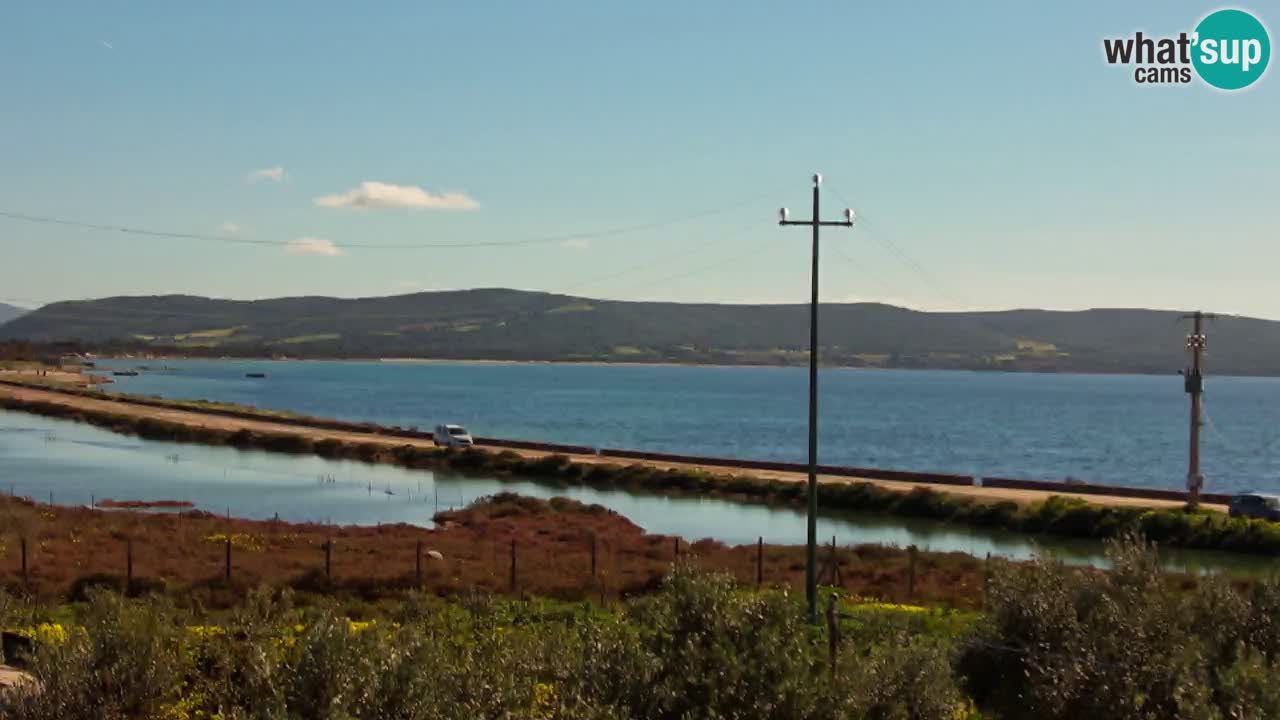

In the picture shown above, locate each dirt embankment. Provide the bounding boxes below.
[0,381,1220,511]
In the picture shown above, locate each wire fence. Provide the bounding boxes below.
[0,495,964,609]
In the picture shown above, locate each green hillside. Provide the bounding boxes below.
[0,289,1271,374]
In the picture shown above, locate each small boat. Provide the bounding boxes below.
[112,371,139,377]
[245,372,267,379]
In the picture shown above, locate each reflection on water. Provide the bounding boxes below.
[0,410,1275,575]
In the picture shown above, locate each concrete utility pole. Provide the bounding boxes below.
[1181,310,1215,509]
[778,174,854,623]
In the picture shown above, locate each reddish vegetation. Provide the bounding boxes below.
[0,493,990,609]
[95,499,195,510]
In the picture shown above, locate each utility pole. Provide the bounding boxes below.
[1180,310,1215,509]
[779,173,854,623]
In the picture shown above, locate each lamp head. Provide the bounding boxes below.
[844,208,855,223]
[812,173,822,187]
[779,207,789,222]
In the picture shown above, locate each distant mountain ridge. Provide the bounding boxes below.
[0,302,27,326]
[0,289,1275,375]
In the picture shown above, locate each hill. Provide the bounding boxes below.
[0,302,26,325]
[0,289,1272,374]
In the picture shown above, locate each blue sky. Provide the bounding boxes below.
[1,1,1277,316]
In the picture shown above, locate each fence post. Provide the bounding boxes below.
[673,537,680,559]
[983,551,991,601]
[20,536,27,584]
[127,538,134,587]
[756,536,764,588]
[325,537,332,579]
[509,539,517,592]
[826,593,839,681]
[590,533,597,577]
[415,539,423,586]
[224,537,232,581]
[828,535,839,586]
[908,544,918,600]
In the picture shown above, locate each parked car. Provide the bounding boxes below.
[1228,492,1280,521]
[433,424,474,448]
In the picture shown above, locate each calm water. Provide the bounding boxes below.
[97,359,1280,493]
[1,409,1273,574]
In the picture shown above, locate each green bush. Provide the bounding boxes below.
[0,591,185,720]
[1,566,972,720]
[960,533,1280,720]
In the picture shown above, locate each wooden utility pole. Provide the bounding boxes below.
[779,174,855,623]
[1181,311,1215,509]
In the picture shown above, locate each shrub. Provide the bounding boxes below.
[959,533,1280,720]
[0,591,186,720]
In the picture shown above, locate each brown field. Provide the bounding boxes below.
[0,493,991,609]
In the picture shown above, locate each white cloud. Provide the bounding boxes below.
[217,221,243,235]
[100,40,114,50]
[286,237,343,257]
[560,238,592,251]
[314,181,479,210]
[246,166,287,183]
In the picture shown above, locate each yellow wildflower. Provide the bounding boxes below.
[9,623,69,645]
[203,533,262,552]
[845,599,927,613]
[186,625,226,640]
[531,682,558,719]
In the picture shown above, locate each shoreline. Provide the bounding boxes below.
[0,373,1212,510]
[6,378,1279,559]
[86,354,1220,377]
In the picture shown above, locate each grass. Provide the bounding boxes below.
[610,345,648,355]
[183,327,243,339]
[275,333,341,344]
[173,340,222,348]
[1014,339,1059,354]
[546,302,595,314]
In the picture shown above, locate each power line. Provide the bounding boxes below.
[1201,396,1280,458]
[0,186,785,252]
[4,232,775,327]
[560,219,762,293]
[610,229,778,295]
[823,186,972,309]
[828,243,898,298]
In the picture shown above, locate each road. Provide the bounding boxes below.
[0,380,1225,512]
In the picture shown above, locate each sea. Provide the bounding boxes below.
[93,359,1280,494]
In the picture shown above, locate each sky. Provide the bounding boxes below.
[1,2,1277,316]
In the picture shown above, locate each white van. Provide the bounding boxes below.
[433,424,474,448]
